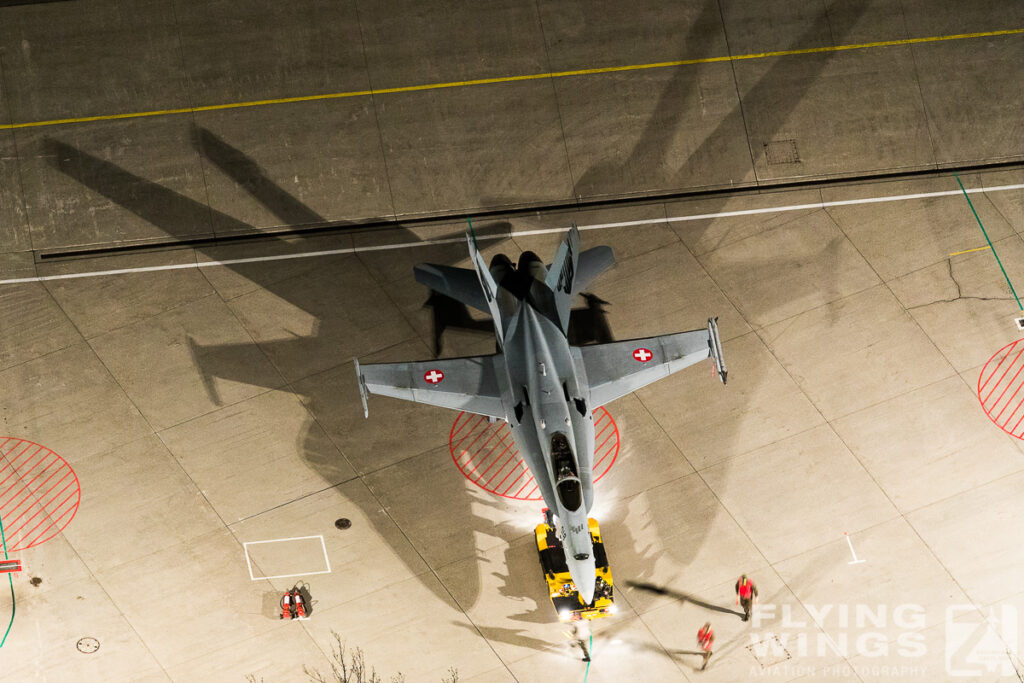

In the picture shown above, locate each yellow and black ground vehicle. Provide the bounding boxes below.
[536,514,616,621]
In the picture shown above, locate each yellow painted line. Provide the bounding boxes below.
[950,245,993,256]
[1,28,1020,131]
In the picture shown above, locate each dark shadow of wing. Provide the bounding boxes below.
[45,137,247,238]
[193,126,325,227]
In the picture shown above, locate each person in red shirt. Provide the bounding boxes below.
[735,574,758,622]
[697,622,714,670]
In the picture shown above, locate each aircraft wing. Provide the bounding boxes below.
[355,354,506,420]
[580,318,727,409]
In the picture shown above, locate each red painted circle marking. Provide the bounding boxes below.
[424,369,445,384]
[978,340,1024,439]
[449,407,619,501]
[0,438,81,552]
[633,347,653,362]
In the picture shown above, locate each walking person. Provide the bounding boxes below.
[564,621,591,662]
[697,622,714,671]
[735,573,758,622]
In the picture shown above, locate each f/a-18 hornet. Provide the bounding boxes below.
[355,225,727,605]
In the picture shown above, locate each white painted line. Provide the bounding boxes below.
[243,541,257,581]
[243,533,325,546]
[319,534,331,574]
[243,534,332,581]
[254,568,332,581]
[844,531,866,565]
[4,183,1022,286]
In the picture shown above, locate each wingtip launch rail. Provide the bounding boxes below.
[354,357,370,418]
[708,317,727,385]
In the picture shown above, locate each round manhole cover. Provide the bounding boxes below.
[334,518,351,530]
[449,407,619,501]
[76,637,100,654]
[0,438,81,552]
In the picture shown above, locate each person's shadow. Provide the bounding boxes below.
[626,580,745,619]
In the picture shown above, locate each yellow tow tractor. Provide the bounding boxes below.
[535,510,616,621]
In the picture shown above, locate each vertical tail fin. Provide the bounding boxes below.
[466,233,506,348]
[544,224,581,334]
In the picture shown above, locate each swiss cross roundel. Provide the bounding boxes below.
[632,348,653,363]
[424,369,445,384]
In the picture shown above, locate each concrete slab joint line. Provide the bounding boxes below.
[0,28,1020,130]
[3,183,1022,286]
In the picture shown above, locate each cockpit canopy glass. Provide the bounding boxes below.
[557,477,582,512]
[552,432,582,512]
[551,432,573,463]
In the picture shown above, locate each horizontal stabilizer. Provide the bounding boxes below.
[466,234,506,346]
[414,263,490,314]
[572,246,614,294]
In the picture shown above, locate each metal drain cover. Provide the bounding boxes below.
[764,139,801,165]
[746,635,792,668]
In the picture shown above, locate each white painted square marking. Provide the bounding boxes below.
[243,534,331,581]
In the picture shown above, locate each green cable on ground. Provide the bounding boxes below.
[582,634,593,683]
[954,174,1023,311]
[0,513,13,648]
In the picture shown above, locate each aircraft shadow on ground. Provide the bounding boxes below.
[573,1,869,203]
[268,0,856,652]
[426,292,495,356]
[44,0,868,639]
[193,127,325,228]
[44,130,511,608]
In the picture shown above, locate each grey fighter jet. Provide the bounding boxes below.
[355,225,727,606]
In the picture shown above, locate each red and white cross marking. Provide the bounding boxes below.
[632,347,653,363]
[424,369,445,384]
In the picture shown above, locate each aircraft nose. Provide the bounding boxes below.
[578,578,595,606]
[566,529,597,606]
